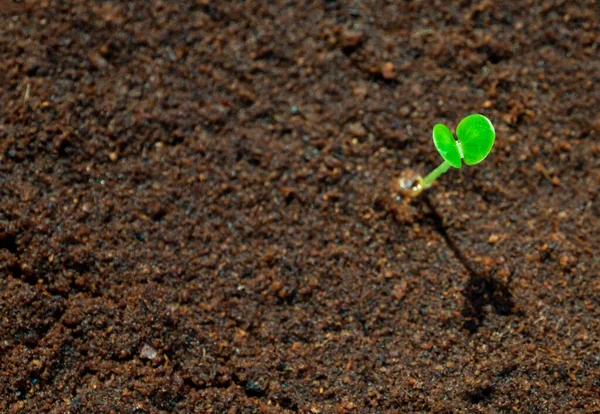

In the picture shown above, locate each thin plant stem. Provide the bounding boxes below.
[420,161,451,188]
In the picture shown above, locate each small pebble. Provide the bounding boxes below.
[392,280,408,300]
[341,30,364,47]
[140,344,158,360]
[381,62,395,79]
[348,122,367,138]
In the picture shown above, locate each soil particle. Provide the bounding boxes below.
[340,30,364,48]
[140,344,159,361]
[0,0,599,412]
[381,62,396,80]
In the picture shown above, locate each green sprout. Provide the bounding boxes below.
[412,114,495,193]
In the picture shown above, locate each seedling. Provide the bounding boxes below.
[401,114,495,195]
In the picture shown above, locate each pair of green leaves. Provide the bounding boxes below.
[432,114,495,168]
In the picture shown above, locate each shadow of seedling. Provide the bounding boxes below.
[422,194,516,333]
[461,267,515,333]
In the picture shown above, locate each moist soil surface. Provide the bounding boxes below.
[1,1,599,413]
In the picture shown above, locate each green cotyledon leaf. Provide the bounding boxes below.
[432,123,461,168]
[456,114,495,166]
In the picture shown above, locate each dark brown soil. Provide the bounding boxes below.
[1,1,599,412]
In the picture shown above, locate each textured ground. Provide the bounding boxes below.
[0,0,599,412]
